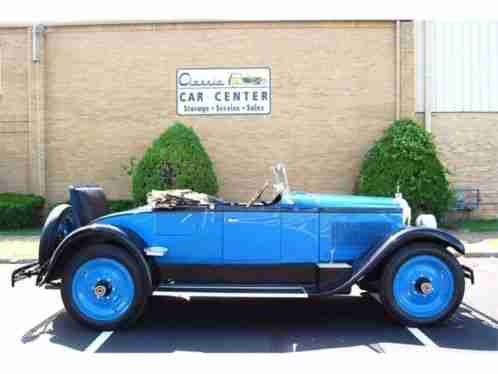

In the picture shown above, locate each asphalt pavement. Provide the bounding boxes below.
[1,257,497,354]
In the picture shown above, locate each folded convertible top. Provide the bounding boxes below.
[147,189,215,210]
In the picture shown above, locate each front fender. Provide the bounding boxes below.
[321,226,465,295]
[39,223,153,292]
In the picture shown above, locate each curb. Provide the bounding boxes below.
[0,259,36,264]
[464,253,498,258]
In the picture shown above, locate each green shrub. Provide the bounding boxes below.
[0,193,46,229]
[108,199,135,213]
[131,122,219,204]
[358,118,453,220]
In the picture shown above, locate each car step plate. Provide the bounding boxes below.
[153,283,308,299]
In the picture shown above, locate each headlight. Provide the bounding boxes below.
[395,193,411,225]
[416,214,438,228]
[403,204,411,225]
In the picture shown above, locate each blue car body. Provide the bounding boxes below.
[11,164,474,329]
[96,192,404,266]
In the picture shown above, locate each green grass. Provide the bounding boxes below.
[446,219,498,233]
[0,227,42,236]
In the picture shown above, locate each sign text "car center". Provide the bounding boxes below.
[176,68,271,116]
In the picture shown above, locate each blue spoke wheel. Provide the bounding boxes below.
[380,243,465,326]
[62,244,148,330]
[72,258,135,321]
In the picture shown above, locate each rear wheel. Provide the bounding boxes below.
[380,243,464,326]
[62,244,148,330]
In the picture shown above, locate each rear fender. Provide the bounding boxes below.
[38,204,73,264]
[320,227,465,295]
[39,223,153,293]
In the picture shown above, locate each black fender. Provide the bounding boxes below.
[39,223,153,293]
[319,226,465,295]
[38,204,73,264]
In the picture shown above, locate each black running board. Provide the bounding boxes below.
[153,283,309,299]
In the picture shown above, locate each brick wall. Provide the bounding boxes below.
[430,113,498,218]
[1,21,416,205]
[0,28,29,193]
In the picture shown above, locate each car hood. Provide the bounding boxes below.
[279,192,401,210]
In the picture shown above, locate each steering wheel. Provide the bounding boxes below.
[246,181,270,207]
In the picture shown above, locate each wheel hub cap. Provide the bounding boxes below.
[94,280,112,298]
[393,255,455,319]
[415,277,433,295]
[72,258,135,321]
[419,281,433,295]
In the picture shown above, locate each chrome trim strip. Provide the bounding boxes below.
[317,263,352,269]
[144,246,169,256]
[158,284,305,290]
[153,291,308,298]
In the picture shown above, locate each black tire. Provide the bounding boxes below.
[61,244,148,330]
[379,242,465,326]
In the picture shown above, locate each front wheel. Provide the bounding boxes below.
[380,243,465,326]
[62,244,148,330]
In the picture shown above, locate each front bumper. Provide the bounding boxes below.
[11,262,44,287]
[462,264,475,284]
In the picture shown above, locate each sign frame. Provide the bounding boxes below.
[176,66,272,117]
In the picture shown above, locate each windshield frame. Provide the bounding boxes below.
[271,163,290,196]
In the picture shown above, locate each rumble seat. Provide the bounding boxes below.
[69,186,109,227]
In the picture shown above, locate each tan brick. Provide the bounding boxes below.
[0,28,30,194]
[42,21,402,203]
[418,112,498,218]
[1,21,417,206]
[0,133,28,192]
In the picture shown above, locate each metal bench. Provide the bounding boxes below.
[453,188,480,211]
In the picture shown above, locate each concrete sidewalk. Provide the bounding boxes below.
[1,231,498,263]
[0,235,39,263]
[450,231,498,258]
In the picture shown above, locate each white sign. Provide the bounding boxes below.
[176,67,271,116]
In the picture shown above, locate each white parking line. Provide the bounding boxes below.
[405,327,438,348]
[84,331,114,353]
[462,302,498,327]
[369,292,439,349]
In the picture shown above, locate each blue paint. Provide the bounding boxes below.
[100,210,223,264]
[154,211,223,264]
[393,255,455,319]
[281,213,319,263]
[155,211,200,235]
[71,258,135,321]
[279,192,401,210]
[320,213,403,262]
[223,212,281,263]
[95,192,404,266]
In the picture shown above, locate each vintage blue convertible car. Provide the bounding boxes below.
[12,164,474,330]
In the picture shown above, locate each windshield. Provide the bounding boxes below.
[271,163,290,196]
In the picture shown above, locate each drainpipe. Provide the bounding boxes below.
[32,24,47,63]
[424,20,432,133]
[395,20,401,120]
[29,24,47,198]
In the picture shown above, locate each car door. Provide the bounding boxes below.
[152,210,223,264]
[223,208,281,263]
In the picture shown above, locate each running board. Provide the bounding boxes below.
[153,283,309,299]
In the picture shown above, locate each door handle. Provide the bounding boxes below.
[226,218,240,223]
